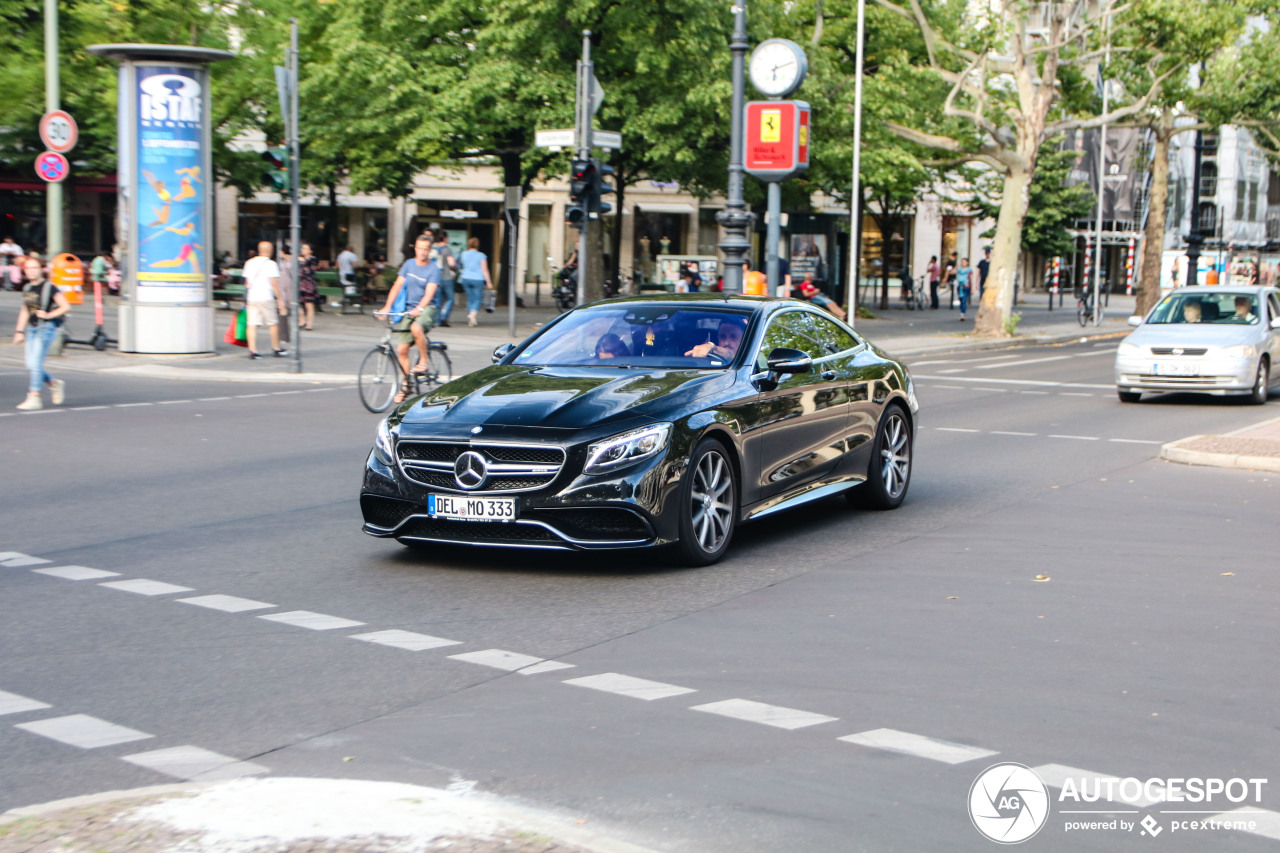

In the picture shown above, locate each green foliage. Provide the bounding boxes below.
[1003,311,1021,336]
[970,140,1093,258]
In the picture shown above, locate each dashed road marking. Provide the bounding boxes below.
[936,427,980,433]
[518,661,576,675]
[67,405,109,411]
[114,402,153,408]
[33,565,121,581]
[914,375,1112,390]
[349,629,462,651]
[0,552,51,567]
[16,714,153,749]
[259,610,365,631]
[122,745,269,781]
[449,649,546,672]
[1049,434,1100,441]
[0,690,52,716]
[1108,438,1162,445]
[1209,808,1280,841]
[196,397,232,401]
[975,354,1074,369]
[839,728,998,764]
[156,399,194,405]
[99,579,194,596]
[991,430,1037,437]
[1034,763,1167,807]
[690,698,838,730]
[564,673,697,701]
[177,594,275,613]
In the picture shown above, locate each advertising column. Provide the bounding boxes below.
[88,44,232,353]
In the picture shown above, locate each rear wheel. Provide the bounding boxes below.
[1249,357,1270,405]
[674,439,737,566]
[1076,300,1089,327]
[1117,389,1142,403]
[850,404,913,510]
[358,347,400,413]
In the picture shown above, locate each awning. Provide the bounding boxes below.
[634,202,696,214]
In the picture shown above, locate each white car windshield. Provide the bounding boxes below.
[1148,293,1259,325]
[513,305,753,368]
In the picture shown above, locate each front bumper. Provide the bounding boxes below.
[1115,355,1256,395]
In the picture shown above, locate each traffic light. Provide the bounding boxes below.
[566,158,591,229]
[588,160,615,217]
[261,146,289,192]
[565,205,586,230]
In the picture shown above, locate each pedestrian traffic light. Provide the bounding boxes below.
[261,146,289,192]
[588,159,615,217]
[569,158,591,205]
[565,205,586,230]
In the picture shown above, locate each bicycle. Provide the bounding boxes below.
[359,311,453,413]
[908,275,930,311]
[1076,288,1102,327]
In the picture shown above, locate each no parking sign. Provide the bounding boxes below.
[35,151,70,183]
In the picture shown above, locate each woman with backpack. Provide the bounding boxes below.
[12,257,70,411]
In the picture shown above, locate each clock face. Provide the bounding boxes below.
[749,40,805,97]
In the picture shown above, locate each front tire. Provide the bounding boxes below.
[1249,358,1270,405]
[851,403,913,510]
[359,347,400,413]
[674,438,737,567]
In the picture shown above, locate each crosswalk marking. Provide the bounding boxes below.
[563,673,696,701]
[690,698,837,730]
[0,690,51,716]
[33,566,121,581]
[1033,763,1167,807]
[122,745,268,781]
[259,610,365,631]
[177,594,275,613]
[839,728,998,764]
[16,714,153,749]
[349,629,462,651]
[0,552,51,567]
[99,579,194,596]
[449,649,546,672]
[518,661,576,675]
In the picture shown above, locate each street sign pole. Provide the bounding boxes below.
[716,2,751,294]
[576,31,592,307]
[288,18,303,373]
[44,0,62,255]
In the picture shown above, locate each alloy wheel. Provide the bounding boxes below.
[880,412,911,500]
[690,449,734,554]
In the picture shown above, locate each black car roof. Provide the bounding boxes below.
[579,293,803,316]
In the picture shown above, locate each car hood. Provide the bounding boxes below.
[1125,323,1263,348]
[400,364,731,431]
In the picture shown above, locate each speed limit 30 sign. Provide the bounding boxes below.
[39,110,78,154]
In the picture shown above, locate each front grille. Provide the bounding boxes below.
[525,508,652,541]
[1125,374,1232,385]
[398,517,560,543]
[1151,347,1207,356]
[361,495,418,529]
[396,440,567,494]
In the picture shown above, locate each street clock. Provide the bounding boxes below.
[748,38,808,98]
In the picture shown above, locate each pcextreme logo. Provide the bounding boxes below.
[969,763,1051,844]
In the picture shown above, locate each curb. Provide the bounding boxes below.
[1159,438,1280,472]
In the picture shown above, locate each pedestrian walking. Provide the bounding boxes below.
[457,237,494,327]
[927,255,940,309]
[298,242,320,330]
[336,243,359,299]
[977,247,991,298]
[956,257,973,320]
[943,252,958,308]
[428,224,457,327]
[12,257,70,410]
[242,240,287,359]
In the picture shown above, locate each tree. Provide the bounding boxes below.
[970,138,1094,259]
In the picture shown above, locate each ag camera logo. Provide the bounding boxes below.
[969,763,1050,844]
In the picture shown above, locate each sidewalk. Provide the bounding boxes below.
[1160,415,1280,473]
[0,289,1136,385]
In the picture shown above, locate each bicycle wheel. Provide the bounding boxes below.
[358,346,401,413]
[1076,300,1089,327]
[425,346,453,387]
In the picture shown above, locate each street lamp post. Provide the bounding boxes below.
[845,0,866,325]
[1185,62,1207,288]
[44,0,62,255]
[716,2,753,293]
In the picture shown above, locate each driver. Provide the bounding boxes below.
[1233,296,1257,323]
[595,333,629,359]
[685,319,745,360]
[1182,301,1202,323]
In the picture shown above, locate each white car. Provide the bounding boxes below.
[1115,286,1280,404]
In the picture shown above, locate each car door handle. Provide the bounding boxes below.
[821,370,837,381]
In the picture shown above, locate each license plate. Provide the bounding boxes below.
[1152,362,1200,377]
[428,493,517,522]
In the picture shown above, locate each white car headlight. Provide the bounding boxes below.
[1220,344,1255,358]
[373,418,397,466]
[584,423,672,475]
[1117,342,1145,357]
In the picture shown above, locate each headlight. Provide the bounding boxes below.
[1117,342,1145,357]
[584,423,672,475]
[906,376,920,413]
[373,418,397,466]
[1220,344,1254,358]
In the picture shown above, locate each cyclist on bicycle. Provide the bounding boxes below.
[378,236,440,401]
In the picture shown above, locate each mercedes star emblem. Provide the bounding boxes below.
[454,450,488,490]
[471,426,483,435]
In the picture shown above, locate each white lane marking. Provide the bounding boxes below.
[0,552,51,567]
[114,402,153,408]
[99,579,194,596]
[1108,438,1161,445]
[1020,390,1051,395]
[517,661,576,675]
[1207,808,1280,841]
[975,354,1074,369]
[991,430,1037,437]
[1033,764,1167,807]
[690,698,838,730]
[258,610,365,631]
[122,745,268,781]
[838,728,998,764]
[933,384,966,390]
[23,409,65,415]
[913,375,1113,389]
[0,690,51,715]
[564,673,697,701]
[936,368,969,374]
[156,399,194,405]
[33,566,121,581]
[236,394,269,399]
[975,388,1008,393]
[913,354,1020,368]
[1048,434,1100,441]
[936,427,979,433]
[349,629,462,651]
[67,406,109,411]
[449,649,545,672]
[1060,392,1094,397]
[196,397,232,401]
[177,594,275,613]
[271,390,305,395]
[16,714,153,749]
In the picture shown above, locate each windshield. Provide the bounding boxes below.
[1148,292,1260,325]
[513,305,754,369]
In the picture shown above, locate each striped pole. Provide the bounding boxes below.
[1125,236,1136,295]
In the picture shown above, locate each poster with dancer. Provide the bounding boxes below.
[135,66,206,303]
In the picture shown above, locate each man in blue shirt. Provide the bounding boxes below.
[378,236,440,400]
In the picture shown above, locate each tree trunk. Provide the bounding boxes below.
[327,182,339,261]
[974,162,1035,336]
[1137,112,1173,316]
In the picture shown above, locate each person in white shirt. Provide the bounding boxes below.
[242,241,287,359]
[336,244,359,293]
[0,237,22,290]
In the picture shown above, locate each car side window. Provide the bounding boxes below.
[809,314,858,354]
[1269,293,1280,322]
[757,311,823,369]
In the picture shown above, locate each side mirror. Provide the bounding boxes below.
[492,343,516,364]
[766,348,813,374]
[1128,315,1143,327]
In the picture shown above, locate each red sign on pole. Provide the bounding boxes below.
[744,100,810,182]
[35,151,70,183]
[40,110,78,154]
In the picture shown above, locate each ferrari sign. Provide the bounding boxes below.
[744,100,810,182]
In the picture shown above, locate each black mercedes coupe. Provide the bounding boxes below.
[361,294,918,565]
